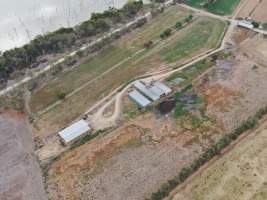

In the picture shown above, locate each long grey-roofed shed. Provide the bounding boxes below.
[129,90,151,108]
[133,81,160,101]
[154,81,172,95]
[58,120,91,145]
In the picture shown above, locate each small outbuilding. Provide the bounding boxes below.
[58,120,91,145]
[129,90,151,108]
[238,20,254,30]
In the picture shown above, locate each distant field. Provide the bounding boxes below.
[173,123,267,200]
[186,0,241,15]
[32,16,226,138]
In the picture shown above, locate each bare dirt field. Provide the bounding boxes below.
[240,34,267,66]
[45,35,267,200]
[172,120,267,200]
[0,110,47,200]
[46,112,205,200]
[237,0,267,22]
[195,36,267,133]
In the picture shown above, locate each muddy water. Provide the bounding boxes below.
[0,0,149,51]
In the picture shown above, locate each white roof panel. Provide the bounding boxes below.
[154,81,172,95]
[59,120,91,144]
[133,81,160,101]
[149,85,165,96]
[238,21,253,29]
[129,90,151,108]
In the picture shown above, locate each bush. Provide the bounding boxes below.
[252,21,259,28]
[57,92,66,100]
[185,14,193,23]
[175,21,182,29]
[160,28,172,39]
[144,40,153,49]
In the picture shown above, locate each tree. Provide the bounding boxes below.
[252,21,259,28]
[144,40,153,49]
[160,29,172,39]
[175,21,182,29]
[57,92,66,100]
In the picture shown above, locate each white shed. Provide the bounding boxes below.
[238,20,254,30]
[133,81,160,101]
[154,81,172,95]
[58,120,91,145]
[129,90,151,108]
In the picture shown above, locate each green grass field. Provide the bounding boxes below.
[32,14,226,137]
[30,6,190,113]
[186,0,241,15]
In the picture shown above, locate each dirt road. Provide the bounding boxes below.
[0,110,47,200]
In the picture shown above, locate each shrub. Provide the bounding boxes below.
[144,40,153,49]
[160,28,172,39]
[175,21,182,29]
[57,92,66,100]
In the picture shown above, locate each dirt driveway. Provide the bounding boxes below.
[0,110,47,200]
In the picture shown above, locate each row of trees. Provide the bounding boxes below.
[159,14,193,39]
[148,105,267,200]
[0,1,144,88]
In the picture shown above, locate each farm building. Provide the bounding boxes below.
[238,20,254,29]
[129,90,151,108]
[149,85,165,97]
[154,81,172,95]
[134,81,160,101]
[58,120,92,145]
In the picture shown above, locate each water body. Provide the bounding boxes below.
[0,0,149,51]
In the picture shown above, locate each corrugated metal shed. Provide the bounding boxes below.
[149,85,165,97]
[58,120,91,145]
[133,81,160,101]
[238,20,253,29]
[129,90,151,108]
[154,81,172,95]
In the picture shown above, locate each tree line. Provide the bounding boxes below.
[148,105,267,200]
[0,1,144,88]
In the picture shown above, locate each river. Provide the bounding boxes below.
[0,0,149,51]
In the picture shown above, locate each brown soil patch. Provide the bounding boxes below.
[46,112,211,200]
[237,0,267,22]
[172,120,267,200]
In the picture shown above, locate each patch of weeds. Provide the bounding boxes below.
[173,102,188,118]
[191,116,202,129]
[200,108,216,124]
[70,130,104,150]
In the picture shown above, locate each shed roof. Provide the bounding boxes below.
[154,81,172,95]
[238,20,253,29]
[129,90,151,108]
[58,120,91,144]
[149,85,165,97]
[133,81,160,101]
